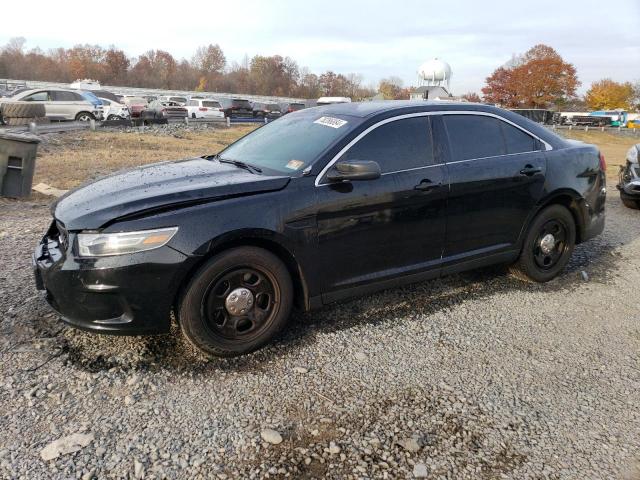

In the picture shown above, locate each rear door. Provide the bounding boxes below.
[438,113,547,264]
[315,115,448,299]
[50,90,82,120]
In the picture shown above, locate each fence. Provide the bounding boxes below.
[547,124,640,138]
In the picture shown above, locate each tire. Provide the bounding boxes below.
[2,102,45,118]
[106,115,120,121]
[179,247,294,357]
[75,112,94,122]
[510,205,576,283]
[621,196,640,210]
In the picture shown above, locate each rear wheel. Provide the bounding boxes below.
[621,196,640,210]
[179,247,293,357]
[510,205,576,282]
[75,112,94,122]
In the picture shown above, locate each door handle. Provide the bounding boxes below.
[414,179,440,192]
[520,165,542,176]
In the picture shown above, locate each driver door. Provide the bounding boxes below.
[315,115,448,301]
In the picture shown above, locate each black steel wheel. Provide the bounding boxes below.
[511,204,576,282]
[179,247,293,357]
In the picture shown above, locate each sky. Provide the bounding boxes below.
[1,0,638,95]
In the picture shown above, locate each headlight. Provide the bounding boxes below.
[77,227,178,257]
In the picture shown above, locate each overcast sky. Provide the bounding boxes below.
[2,0,638,94]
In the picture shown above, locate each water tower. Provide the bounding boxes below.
[417,58,452,90]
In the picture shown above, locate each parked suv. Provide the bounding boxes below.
[219,98,253,118]
[33,102,606,358]
[185,99,225,119]
[252,102,282,119]
[7,88,101,121]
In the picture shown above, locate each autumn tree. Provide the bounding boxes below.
[378,76,404,99]
[585,79,635,110]
[461,92,481,102]
[482,44,579,108]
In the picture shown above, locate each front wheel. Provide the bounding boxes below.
[179,247,293,357]
[510,205,576,282]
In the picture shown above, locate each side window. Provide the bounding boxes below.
[340,117,435,173]
[500,121,539,154]
[51,91,77,102]
[443,115,506,161]
[23,91,48,102]
[73,92,86,101]
[101,99,111,106]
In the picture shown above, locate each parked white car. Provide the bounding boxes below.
[98,98,131,120]
[7,88,101,121]
[185,99,225,119]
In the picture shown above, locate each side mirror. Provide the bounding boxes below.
[326,160,381,182]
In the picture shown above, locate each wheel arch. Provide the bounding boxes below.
[173,230,310,317]
[526,189,586,245]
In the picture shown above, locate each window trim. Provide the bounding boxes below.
[315,110,552,187]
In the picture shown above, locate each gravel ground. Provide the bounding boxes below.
[1,194,639,480]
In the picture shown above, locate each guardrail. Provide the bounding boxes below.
[0,116,270,135]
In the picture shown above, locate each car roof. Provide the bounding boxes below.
[312,100,510,118]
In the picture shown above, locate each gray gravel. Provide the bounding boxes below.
[1,194,639,479]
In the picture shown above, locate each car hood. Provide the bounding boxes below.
[53,158,290,230]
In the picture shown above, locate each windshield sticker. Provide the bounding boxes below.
[314,116,348,129]
[285,159,305,170]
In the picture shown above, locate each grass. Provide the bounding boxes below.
[559,130,637,181]
[32,126,636,190]
[33,126,255,190]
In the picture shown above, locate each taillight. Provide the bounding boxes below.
[199,107,207,111]
[219,108,224,112]
[599,152,606,171]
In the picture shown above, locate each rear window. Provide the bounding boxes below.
[290,103,305,110]
[266,104,280,110]
[232,99,251,108]
[444,115,506,161]
[203,101,221,108]
[187,100,199,106]
[170,97,187,103]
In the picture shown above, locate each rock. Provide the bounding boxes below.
[95,446,106,457]
[413,463,429,478]
[40,432,94,461]
[124,395,135,406]
[581,270,589,281]
[260,428,283,445]
[328,442,341,454]
[354,352,367,361]
[134,459,144,479]
[293,366,309,374]
[397,437,421,453]
[82,469,96,480]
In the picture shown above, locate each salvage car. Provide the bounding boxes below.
[185,99,225,119]
[617,143,640,209]
[219,98,253,118]
[7,88,101,121]
[98,98,131,121]
[33,101,606,357]
[140,100,187,124]
[252,102,282,119]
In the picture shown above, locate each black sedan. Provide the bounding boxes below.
[33,101,606,357]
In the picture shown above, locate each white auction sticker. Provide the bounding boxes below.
[314,116,348,129]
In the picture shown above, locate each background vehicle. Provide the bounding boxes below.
[617,144,640,209]
[281,102,305,114]
[121,96,148,119]
[185,99,224,119]
[627,119,640,129]
[590,110,627,127]
[252,102,282,119]
[98,97,131,120]
[5,88,100,121]
[79,91,105,120]
[317,96,351,105]
[219,98,253,118]
[140,100,187,123]
[33,102,606,358]
[158,95,188,106]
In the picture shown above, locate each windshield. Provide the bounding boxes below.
[219,111,359,174]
